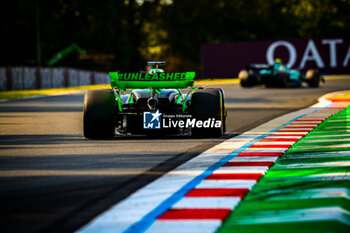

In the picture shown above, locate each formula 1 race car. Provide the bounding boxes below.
[83,61,226,139]
[239,59,323,88]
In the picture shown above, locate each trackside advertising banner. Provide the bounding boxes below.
[202,38,350,78]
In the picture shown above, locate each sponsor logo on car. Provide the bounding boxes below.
[143,111,221,129]
[118,72,187,81]
[163,118,221,128]
[143,110,162,129]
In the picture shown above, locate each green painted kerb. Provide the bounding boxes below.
[218,105,350,233]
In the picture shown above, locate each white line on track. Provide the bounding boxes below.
[253,141,296,145]
[172,197,241,209]
[196,180,257,189]
[241,148,289,152]
[212,166,268,174]
[270,132,309,135]
[266,136,303,139]
[146,220,222,233]
[230,156,279,162]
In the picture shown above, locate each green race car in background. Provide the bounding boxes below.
[83,61,226,139]
[239,59,324,88]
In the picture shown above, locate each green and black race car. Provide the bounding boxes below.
[239,59,324,88]
[83,61,226,139]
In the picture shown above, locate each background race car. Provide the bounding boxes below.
[238,59,324,88]
[83,61,226,139]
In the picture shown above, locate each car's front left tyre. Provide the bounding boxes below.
[277,72,289,88]
[83,89,115,139]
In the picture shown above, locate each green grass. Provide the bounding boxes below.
[218,107,350,233]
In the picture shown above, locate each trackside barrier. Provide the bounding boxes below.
[0,67,110,91]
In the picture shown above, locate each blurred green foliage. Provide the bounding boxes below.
[1,0,349,74]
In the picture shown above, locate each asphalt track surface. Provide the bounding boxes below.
[1,79,350,233]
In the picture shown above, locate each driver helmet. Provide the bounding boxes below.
[275,58,282,64]
[149,68,164,74]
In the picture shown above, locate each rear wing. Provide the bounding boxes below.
[147,61,166,66]
[247,64,272,70]
[109,72,195,89]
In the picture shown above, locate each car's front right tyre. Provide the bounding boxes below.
[191,88,225,138]
[239,70,255,87]
[306,69,320,87]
